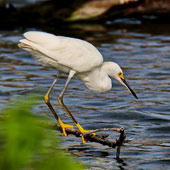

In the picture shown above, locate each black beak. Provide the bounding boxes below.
[121,78,138,99]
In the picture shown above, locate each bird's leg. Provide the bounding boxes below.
[44,78,73,136]
[58,70,94,143]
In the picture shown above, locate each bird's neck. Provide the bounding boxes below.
[78,63,112,93]
[98,64,112,92]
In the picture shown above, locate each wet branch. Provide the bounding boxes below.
[44,122,126,159]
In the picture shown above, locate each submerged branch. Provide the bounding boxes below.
[43,122,126,158]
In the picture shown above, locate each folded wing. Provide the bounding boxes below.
[19,31,103,72]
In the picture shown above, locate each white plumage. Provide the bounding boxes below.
[19,31,103,73]
[18,31,137,143]
[18,31,137,95]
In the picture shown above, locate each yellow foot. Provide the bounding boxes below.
[44,93,49,104]
[76,123,96,143]
[58,118,74,136]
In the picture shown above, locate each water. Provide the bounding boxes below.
[1,20,170,169]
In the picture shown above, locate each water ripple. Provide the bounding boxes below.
[1,22,170,169]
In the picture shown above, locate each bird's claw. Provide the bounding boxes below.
[76,123,96,143]
[80,132,96,143]
[58,118,74,136]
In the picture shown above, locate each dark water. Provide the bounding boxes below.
[1,20,170,169]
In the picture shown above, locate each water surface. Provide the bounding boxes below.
[0,20,170,169]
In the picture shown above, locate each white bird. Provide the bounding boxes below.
[18,31,138,143]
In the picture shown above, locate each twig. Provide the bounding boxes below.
[42,121,126,158]
[116,128,126,159]
[86,127,123,133]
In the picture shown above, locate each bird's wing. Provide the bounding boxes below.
[21,31,103,72]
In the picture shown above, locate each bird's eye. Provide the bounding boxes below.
[118,72,124,79]
[118,72,122,76]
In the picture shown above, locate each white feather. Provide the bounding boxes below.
[19,31,103,73]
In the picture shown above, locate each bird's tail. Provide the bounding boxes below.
[18,39,37,52]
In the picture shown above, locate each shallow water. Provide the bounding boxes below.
[1,20,170,169]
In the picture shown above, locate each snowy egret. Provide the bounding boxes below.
[18,31,138,143]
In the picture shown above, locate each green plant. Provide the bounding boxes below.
[0,95,84,170]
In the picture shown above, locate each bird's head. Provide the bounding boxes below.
[104,62,138,99]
